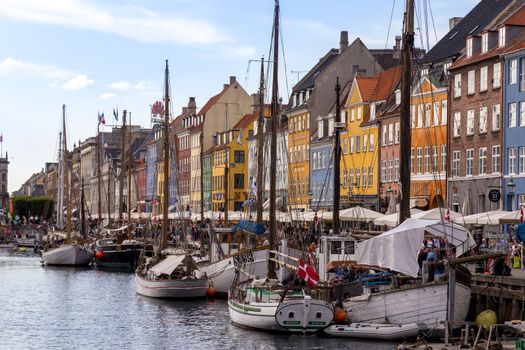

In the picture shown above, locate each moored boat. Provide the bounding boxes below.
[275,295,334,333]
[324,322,425,340]
[94,238,152,272]
[42,243,93,266]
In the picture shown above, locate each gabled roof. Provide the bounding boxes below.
[355,77,378,102]
[293,49,339,93]
[422,0,513,64]
[233,112,258,130]
[198,85,229,115]
[503,5,525,26]
[370,66,402,101]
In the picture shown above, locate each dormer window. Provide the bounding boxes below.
[466,38,473,57]
[306,89,310,101]
[481,33,488,53]
[370,103,376,121]
[421,68,429,76]
[499,27,506,47]
[298,93,303,106]
[293,94,297,107]
[318,119,324,138]
[395,90,401,105]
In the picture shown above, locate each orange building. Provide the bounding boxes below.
[409,74,448,208]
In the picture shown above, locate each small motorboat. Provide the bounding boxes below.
[324,322,425,340]
[275,296,333,333]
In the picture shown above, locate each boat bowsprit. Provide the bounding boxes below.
[324,322,426,340]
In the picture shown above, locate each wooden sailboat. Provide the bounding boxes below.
[42,104,94,266]
[135,60,209,299]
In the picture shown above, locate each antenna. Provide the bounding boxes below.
[291,70,308,84]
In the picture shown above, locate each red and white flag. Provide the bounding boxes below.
[297,259,319,288]
[520,206,524,223]
[313,211,319,229]
[444,208,450,222]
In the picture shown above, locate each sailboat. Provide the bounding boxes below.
[135,60,209,299]
[326,0,475,336]
[42,105,94,266]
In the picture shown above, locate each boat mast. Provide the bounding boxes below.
[399,0,414,224]
[119,111,127,225]
[107,155,111,228]
[127,112,133,240]
[161,60,170,250]
[200,130,204,222]
[97,127,102,227]
[333,77,341,235]
[63,104,72,244]
[81,176,86,238]
[57,131,63,229]
[268,0,279,279]
[256,57,265,224]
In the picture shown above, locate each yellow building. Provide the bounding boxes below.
[287,106,310,210]
[342,67,401,210]
[211,113,257,215]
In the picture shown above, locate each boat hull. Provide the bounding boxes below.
[344,282,471,330]
[228,299,281,331]
[41,244,94,266]
[135,274,209,299]
[95,243,151,272]
[275,298,334,333]
[200,249,269,296]
[324,322,425,340]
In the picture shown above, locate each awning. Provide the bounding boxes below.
[356,218,476,277]
[340,206,384,222]
[499,209,525,224]
[411,207,462,221]
[456,210,509,225]
[373,209,423,227]
[150,255,186,276]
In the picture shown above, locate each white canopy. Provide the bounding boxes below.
[303,210,333,222]
[356,218,476,278]
[340,206,384,222]
[373,209,423,227]
[456,210,509,225]
[150,255,186,276]
[499,209,525,223]
[411,207,463,221]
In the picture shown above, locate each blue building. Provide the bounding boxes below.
[503,41,525,211]
[309,115,334,210]
[145,140,157,213]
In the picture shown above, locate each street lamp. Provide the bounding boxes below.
[508,177,516,210]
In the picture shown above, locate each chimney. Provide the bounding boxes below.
[229,76,236,85]
[250,93,260,113]
[339,31,349,53]
[188,97,196,114]
[223,84,229,89]
[393,35,402,59]
[449,17,463,30]
[182,107,188,115]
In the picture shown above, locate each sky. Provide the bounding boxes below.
[0,0,477,193]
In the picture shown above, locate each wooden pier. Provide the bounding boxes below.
[470,271,525,322]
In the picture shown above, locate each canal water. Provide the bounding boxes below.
[0,250,397,350]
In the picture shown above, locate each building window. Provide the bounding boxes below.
[416,147,422,174]
[441,145,446,173]
[509,103,517,128]
[394,122,400,144]
[453,112,461,137]
[417,104,423,128]
[492,104,501,131]
[356,135,361,152]
[388,160,393,182]
[479,107,487,134]
[454,74,461,97]
[509,147,516,175]
[521,102,525,126]
[467,70,475,95]
[432,146,438,172]
[466,149,474,176]
[480,66,488,92]
[356,168,361,187]
[452,151,460,177]
[381,161,386,183]
[350,108,355,121]
[466,37,473,57]
[343,138,348,154]
[363,134,368,153]
[424,146,430,174]
[350,136,355,153]
[349,169,354,189]
[362,167,367,187]
[368,166,373,187]
[425,103,431,127]
[394,159,399,181]
[481,33,488,53]
[433,101,439,126]
[479,147,487,175]
[234,150,245,163]
[499,27,506,47]
[357,107,362,120]
[410,147,414,174]
[467,109,474,135]
[369,134,375,151]
[234,174,244,189]
[492,145,500,174]
[520,147,525,174]
[510,59,518,85]
[381,125,387,146]
[388,124,393,145]
[493,62,501,88]
[411,105,416,128]
[312,152,317,170]
[521,58,525,91]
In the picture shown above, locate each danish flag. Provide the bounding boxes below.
[297,259,319,288]
[444,208,450,222]
[520,206,524,223]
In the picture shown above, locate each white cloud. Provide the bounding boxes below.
[61,74,94,90]
[109,81,131,90]
[135,81,152,90]
[99,92,116,99]
[0,56,71,79]
[0,0,231,45]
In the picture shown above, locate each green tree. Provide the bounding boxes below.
[11,196,55,220]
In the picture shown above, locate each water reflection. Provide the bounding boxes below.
[0,251,396,350]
